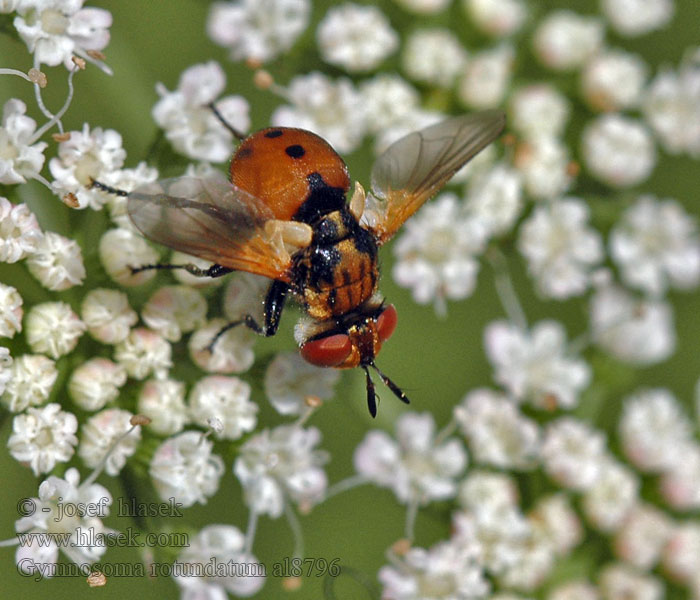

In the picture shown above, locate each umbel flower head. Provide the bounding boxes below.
[15,468,112,570]
[1,0,699,598]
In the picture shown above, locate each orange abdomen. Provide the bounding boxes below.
[303,240,379,320]
[230,127,350,221]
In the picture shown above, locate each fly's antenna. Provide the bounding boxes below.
[362,366,378,418]
[371,362,410,405]
[362,362,410,418]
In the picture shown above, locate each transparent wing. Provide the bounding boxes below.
[366,110,506,244]
[127,175,294,281]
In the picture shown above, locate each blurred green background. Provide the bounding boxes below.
[1,0,699,598]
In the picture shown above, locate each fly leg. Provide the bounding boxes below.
[207,101,246,141]
[207,280,289,352]
[129,263,233,278]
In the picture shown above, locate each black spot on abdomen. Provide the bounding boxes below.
[264,130,283,138]
[285,144,305,158]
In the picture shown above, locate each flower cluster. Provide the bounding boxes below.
[1,0,699,599]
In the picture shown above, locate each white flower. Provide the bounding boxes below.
[581,114,656,187]
[548,582,599,600]
[354,412,467,505]
[141,285,207,342]
[207,0,310,63]
[484,320,591,410]
[465,163,523,237]
[25,301,86,359]
[533,11,604,71]
[453,507,526,578]
[25,231,86,290]
[235,424,328,517]
[114,327,172,380]
[0,283,23,338]
[642,51,700,156]
[78,408,141,476]
[614,503,673,570]
[599,563,664,600]
[15,538,59,577]
[152,61,250,163]
[541,418,607,491]
[392,0,451,14]
[271,72,366,153]
[379,539,489,600]
[0,198,42,262]
[15,468,112,568]
[81,288,137,344]
[8,403,78,475]
[359,74,420,133]
[0,0,19,11]
[455,490,552,587]
[455,388,540,470]
[518,197,604,299]
[188,319,256,374]
[464,0,528,37]
[392,194,488,315]
[68,357,126,411]
[0,347,11,396]
[13,0,112,71]
[402,28,468,88]
[662,523,700,583]
[581,49,648,111]
[49,124,126,209]
[619,388,692,473]
[529,494,583,555]
[1,354,57,412]
[659,443,700,510]
[317,3,398,72]
[496,522,555,591]
[610,196,700,296]
[509,84,570,138]
[173,525,265,598]
[99,227,159,286]
[188,376,257,440]
[458,470,520,514]
[601,0,674,37]
[0,98,47,184]
[264,351,339,415]
[138,378,188,436]
[589,276,675,365]
[514,135,572,199]
[458,43,514,109]
[150,431,225,507]
[581,459,639,532]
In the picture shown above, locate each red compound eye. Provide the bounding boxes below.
[301,333,353,367]
[376,304,398,342]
